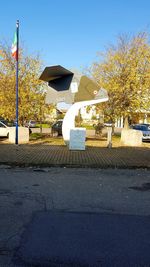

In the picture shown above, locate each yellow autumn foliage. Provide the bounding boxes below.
[90,32,150,123]
[0,43,54,124]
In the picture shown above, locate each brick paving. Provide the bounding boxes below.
[0,143,149,168]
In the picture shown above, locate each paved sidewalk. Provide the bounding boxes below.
[0,143,149,168]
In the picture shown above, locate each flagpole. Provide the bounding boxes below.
[15,20,19,145]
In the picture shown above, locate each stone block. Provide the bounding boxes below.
[9,127,29,144]
[121,129,142,146]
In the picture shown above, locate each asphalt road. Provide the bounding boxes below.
[0,167,150,266]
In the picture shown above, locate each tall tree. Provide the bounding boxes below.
[89,32,150,124]
[0,42,54,124]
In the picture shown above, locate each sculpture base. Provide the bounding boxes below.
[69,128,86,150]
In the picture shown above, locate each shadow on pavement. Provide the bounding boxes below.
[14,210,150,267]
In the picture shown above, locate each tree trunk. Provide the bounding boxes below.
[124,116,129,130]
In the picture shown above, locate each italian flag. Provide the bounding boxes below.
[11,32,18,60]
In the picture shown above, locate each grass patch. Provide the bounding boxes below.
[81,124,95,130]
[29,132,150,148]
[35,123,50,128]
[30,133,43,140]
[29,133,65,145]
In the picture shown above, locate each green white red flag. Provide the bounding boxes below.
[11,31,18,60]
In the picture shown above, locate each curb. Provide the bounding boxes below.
[0,161,150,170]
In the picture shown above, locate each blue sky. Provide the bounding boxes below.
[0,0,150,71]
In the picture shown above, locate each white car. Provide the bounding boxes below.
[0,121,10,137]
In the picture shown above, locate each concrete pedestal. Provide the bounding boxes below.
[9,127,29,144]
[69,128,86,150]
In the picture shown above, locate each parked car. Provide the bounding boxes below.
[130,124,150,141]
[51,120,63,136]
[0,121,10,137]
[24,120,36,128]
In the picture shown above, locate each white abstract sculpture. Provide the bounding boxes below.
[40,65,109,147]
[62,90,108,144]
